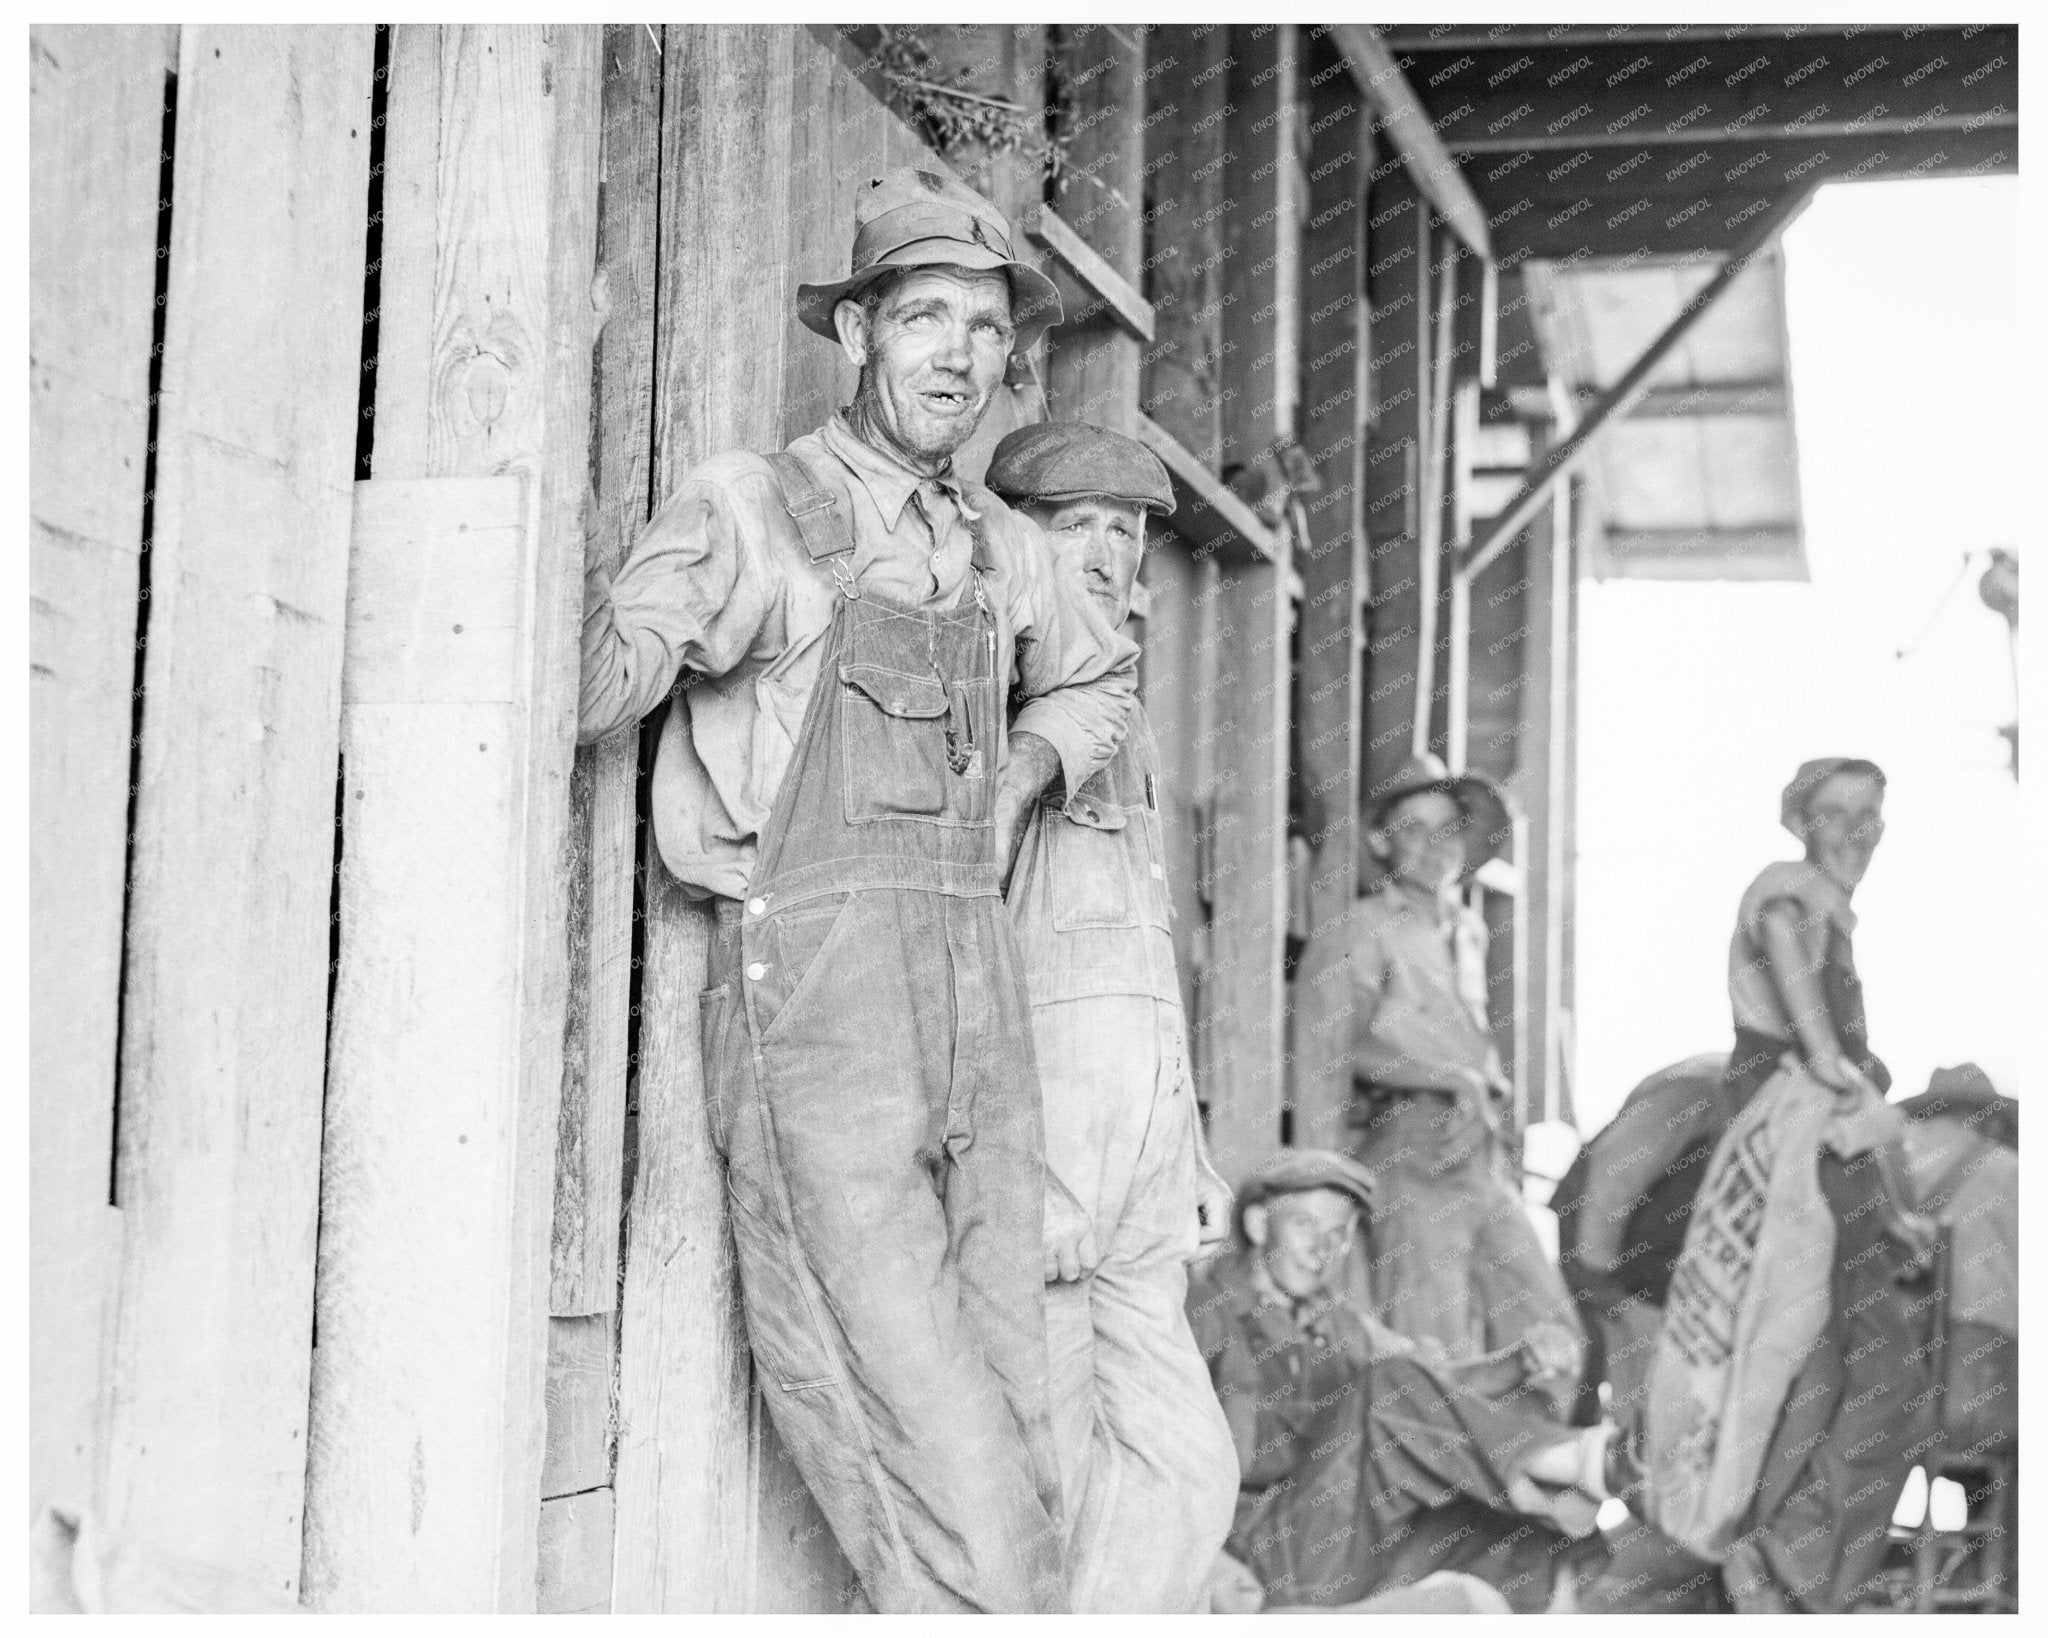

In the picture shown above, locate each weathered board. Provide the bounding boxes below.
[552,19,661,1320]
[1044,25,1144,434]
[537,1488,616,1614]
[611,24,794,1614]
[28,21,168,1529]
[1200,25,1301,1182]
[541,1312,616,1500]
[1289,76,1371,1149]
[98,26,373,1602]
[305,23,601,1611]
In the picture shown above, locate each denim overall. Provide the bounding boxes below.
[1005,709,1239,1610]
[700,455,1066,1611]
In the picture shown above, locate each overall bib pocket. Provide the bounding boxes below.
[839,660,949,821]
[1046,792,1139,930]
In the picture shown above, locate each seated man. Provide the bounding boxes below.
[1186,1150,1628,1613]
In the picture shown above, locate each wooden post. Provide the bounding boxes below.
[1201,24,1301,1182]
[610,25,792,1614]
[1362,168,1431,809]
[1139,24,1232,1029]
[92,27,372,1600]
[1045,24,1143,434]
[304,24,600,1611]
[551,26,662,1326]
[1288,68,1370,1150]
[29,21,175,1530]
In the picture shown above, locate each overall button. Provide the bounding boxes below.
[746,962,768,982]
[747,897,768,916]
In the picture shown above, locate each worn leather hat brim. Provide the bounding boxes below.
[797,244,1064,347]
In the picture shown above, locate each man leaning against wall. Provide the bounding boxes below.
[578,166,1139,1613]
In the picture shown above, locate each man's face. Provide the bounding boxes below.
[1802,771,1885,891]
[836,267,1014,470]
[1379,788,1466,894]
[1250,1187,1360,1302]
[1023,496,1147,627]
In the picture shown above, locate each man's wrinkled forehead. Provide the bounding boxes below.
[875,265,1013,320]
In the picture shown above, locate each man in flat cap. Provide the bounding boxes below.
[1186,1150,1619,1612]
[984,420,1239,1611]
[580,166,1139,1612]
[1343,756,1585,1409]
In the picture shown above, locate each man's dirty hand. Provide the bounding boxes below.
[1044,1172,1100,1284]
[1518,1320,1583,1384]
[993,731,1062,891]
[1194,1156,1234,1249]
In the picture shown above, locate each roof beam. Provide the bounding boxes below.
[1464,184,1814,582]
[1328,23,1492,260]
[1610,381,1789,418]
[1135,413,1280,564]
[1378,24,1919,51]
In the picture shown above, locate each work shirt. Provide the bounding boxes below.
[1004,704,1179,1006]
[1725,859,1886,1096]
[579,411,1139,899]
[1346,880,1505,1167]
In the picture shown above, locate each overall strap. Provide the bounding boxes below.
[766,451,860,597]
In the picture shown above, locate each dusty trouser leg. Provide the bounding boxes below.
[710,892,1067,1612]
[1038,994,1238,1612]
[1234,1352,1581,1611]
[1355,1145,1582,1387]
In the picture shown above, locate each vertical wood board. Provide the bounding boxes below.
[612,23,793,1613]
[553,18,663,1319]
[304,22,602,1611]
[28,21,168,1527]
[102,25,373,1600]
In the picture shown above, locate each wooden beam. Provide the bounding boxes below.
[1022,205,1155,342]
[304,24,601,1611]
[1287,78,1371,1150]
[1199,23,1301,1184]
[541,1313,615,1500]
[1136,414,1280,564]
[552,21,663,1320]
[611,24,793,1614]
[1612,382,1788,419]
[1044,24,1145,433]
[1328,23,1492,261]
[1399,30,2017,157]
[30,21,167,1532]
[1464,184,1814,583]
[97,26,373,1599]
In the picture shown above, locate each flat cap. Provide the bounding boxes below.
[1780,756,1886,836]
[1234,1148,1377,1241]
[984,420,1176,516]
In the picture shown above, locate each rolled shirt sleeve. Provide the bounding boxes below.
[578,466,766,746]
[997,510,1139,796]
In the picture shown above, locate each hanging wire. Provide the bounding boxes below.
[1894,551,1978,659]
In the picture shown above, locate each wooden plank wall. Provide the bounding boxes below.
[1139,24,1232,1032]
[29,21,169,1531]
[1289,63,1371,1149]
[1201,25,1302,1182]
[99,27,373,1600]
[1362,168,1432,809]
[610,24,792,1614]
[1045,25,1144,434]
[304,23,600,1611]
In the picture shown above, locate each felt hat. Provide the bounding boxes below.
[1365,752,1515,866]
[983,420,1176,515]
[1897,1063,2017,1148]
[1779,756,1886,837]
[796,165,1063,349]
[1233,1148,1378,1242]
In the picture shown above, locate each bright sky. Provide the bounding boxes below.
[1573,176,2021,1136]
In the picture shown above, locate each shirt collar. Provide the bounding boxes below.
[821,411,979,532]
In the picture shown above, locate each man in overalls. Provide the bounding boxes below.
[983,421,1240,1611]
[1343,756,1584,1412]
[579,167,1140,1612]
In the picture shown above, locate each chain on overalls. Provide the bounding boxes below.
[698,453,1067,1612]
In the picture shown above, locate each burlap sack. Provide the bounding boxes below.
[1640,1065,1901,1561]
